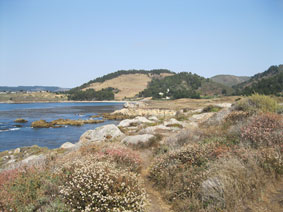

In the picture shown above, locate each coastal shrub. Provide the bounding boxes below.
[241,113,283,147]
[59,158,147,212]
[234,93,278,114]
[202,155,266,210]
[0,167,64,211]
[149,143,222,198]
[103,146,143,173]
[259,146,283,175]
[163,128,199,150]
[202,105,222,113]
[224,111,250,126]
[148,142,235,212]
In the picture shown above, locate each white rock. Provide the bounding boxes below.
[22,154,45,165]
[139,124,176,134]
[60,142,76,149]
[118,116,153,127]
[189,112,214,123]
[148,116,159,121]
[164,118,184,127]
[124,101,146,108]
[79,124,124,143]
[215,103,232,108]
[14,148,21,154]
[7,159,16,164]
[122,134,155,145]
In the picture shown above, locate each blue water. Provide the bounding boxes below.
[0,102,124,152]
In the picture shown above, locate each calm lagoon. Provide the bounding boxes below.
[0,102,123,152]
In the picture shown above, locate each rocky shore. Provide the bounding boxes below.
[1,95,282,212]
[0,100,232,171]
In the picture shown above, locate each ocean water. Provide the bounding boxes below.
[0,102,124,152]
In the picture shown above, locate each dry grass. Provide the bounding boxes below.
[144,96,240,110]
[83,74,152,100]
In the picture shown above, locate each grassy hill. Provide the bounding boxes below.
[68,69,174,100]
[234,65,283,95]
[69,70,234,100]
[210,75,250,87]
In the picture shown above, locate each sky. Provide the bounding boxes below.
[0,0,282,88]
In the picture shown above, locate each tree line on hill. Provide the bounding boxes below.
[139,72,205,99]
[234,65,283,96]
[66,65,283,101]
[67,87,115,101]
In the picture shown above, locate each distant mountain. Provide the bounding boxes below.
[234,65,283,95]
[0,86,70,92]
[210,75,250,87]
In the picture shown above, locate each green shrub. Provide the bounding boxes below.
[202,105,222,113]
[235,93,278,114]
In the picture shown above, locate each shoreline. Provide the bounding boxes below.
[0,100,127,104]
[0,102,126,152]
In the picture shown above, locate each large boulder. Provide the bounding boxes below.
[148,116,159,122]
[205,108,232,126]
[79,124,124,144]
[60,142,76,149]
[164,118,184,128]
[118,116,153,127]
[122,134,155,146]
[139,124,176,134]
[189,112,214,123]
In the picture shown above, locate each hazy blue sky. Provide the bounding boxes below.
[1,0,282,88]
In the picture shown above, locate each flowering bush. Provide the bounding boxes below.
[149,143,224,199]
[103,146,142,173]
[59,158,147,212]
[241,113,283,147]
[0,168,21,210]
[0,167,64,211]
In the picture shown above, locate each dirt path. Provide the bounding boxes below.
[139,150,173,212]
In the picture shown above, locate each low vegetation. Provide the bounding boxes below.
[0,94,282,211]
[147,94,283,211]
[31,118,104,128]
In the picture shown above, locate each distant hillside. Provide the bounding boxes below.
[69,69,233,100]
[78,69,174,90]
[69,69,175,100]
[0,86,69,92]
[139,72,233,99]
[234,65,283,95]
[210,75,250,87]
